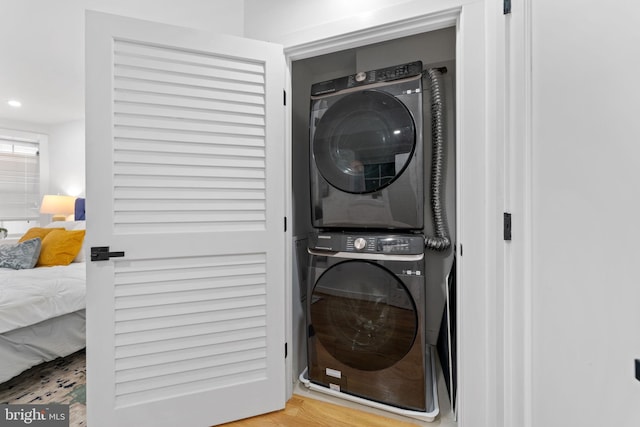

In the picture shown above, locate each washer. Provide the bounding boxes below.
[306,231,437,412]
[309,61,424,230]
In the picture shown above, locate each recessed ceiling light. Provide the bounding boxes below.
[7,100,22,108]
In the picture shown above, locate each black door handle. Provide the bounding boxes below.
[90,246,125,262]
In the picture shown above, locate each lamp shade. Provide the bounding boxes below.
[40,195,76,221]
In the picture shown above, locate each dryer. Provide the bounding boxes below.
[306,231,438,412]
[309,61,424,230]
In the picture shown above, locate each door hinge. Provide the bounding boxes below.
[285,342,288,358]
[504,0,511,14]
[504,212,512,241]
[283,89,287,106]
[284,216,287,232]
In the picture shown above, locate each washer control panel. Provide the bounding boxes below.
[311,60,423,96]
[310,232,424,255]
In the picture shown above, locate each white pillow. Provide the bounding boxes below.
[44,221,82,230]
[73,221,86,262]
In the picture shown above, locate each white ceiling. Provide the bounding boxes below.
[0,0,244,127]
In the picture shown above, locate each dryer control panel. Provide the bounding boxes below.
[309,232,424,255]
[310,60,423,96]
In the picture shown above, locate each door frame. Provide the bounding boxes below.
[282,2,518,426]
[503,1,534,426]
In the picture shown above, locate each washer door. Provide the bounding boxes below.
[312,90,416,194]
[310,260,418,371]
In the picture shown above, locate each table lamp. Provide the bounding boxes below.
[40,195,76,221]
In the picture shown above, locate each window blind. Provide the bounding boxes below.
[0,138,40,221]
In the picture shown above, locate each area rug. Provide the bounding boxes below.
[0,349,86,427]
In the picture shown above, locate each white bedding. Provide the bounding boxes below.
[0,263,86,334]
[0,310,86,384]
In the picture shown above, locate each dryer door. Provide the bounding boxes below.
[312,90,416,194]
[310,260,418,371]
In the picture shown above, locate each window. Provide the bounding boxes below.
[0,134,42,237]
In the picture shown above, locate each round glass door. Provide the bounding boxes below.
[312,90,416,194]
[310,260,418,371]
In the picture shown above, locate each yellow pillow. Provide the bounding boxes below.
[37,229,86,267]
[19,227,65,243]
[18,227,64,243]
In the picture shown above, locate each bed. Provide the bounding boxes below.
[0,200,87,384]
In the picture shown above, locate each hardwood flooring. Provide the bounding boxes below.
[220,394,420,427]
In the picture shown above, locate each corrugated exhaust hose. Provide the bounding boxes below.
[424,67,451,251]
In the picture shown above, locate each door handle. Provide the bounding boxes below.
[90,246,125,262]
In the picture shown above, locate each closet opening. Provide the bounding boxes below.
[289,27,458,425]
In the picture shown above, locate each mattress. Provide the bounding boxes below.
[0,263,85,334]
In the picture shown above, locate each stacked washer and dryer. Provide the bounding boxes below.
[303,61,452,421]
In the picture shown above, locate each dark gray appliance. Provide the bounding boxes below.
[306,231,437,412]
[309,61,424,230]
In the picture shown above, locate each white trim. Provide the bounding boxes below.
[523,1,534,423]
[284,60,294,400]
[455,3,497,426]
[503,1,533,426]
[284,8,461,61]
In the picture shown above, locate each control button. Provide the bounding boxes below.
[354,237,367,250]
[355,72,366,82]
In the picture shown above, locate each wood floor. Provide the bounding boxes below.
[220,394,420,427]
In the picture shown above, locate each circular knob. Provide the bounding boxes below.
[355,71,366,82]
[354,237,367,250]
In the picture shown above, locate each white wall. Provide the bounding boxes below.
[244,0,462,47]
[3,0,246,208]
[0,119,50,135]
[244,0,410,39]
[48,120,85,197]
[1,0,245,126]
[532,1,640,425]
[85,0,244,35]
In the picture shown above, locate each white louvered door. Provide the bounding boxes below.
[85,12,286,427]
